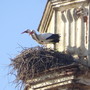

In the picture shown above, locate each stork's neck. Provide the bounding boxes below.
[30,30,40,41]
[29,31,34,35]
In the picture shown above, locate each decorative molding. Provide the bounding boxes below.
[38,0,87,33]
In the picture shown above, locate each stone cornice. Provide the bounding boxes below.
[38,0,88,33]
[38,1,53,33]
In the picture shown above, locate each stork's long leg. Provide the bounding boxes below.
[54,43,56,50]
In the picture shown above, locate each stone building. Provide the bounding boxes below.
[24,0,90,90]
[38,0,90,66]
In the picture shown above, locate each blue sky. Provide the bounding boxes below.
[0,0,47,90]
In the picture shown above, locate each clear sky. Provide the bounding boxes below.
[0,0,47,90]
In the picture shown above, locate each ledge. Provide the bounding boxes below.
[24,64,90,90]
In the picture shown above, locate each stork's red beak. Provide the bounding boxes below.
[21,30,28,34]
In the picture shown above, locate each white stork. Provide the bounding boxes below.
[21,29,60,45]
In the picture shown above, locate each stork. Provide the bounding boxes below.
[21,29,60,45]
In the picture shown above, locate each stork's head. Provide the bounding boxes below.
[21,29,34,35]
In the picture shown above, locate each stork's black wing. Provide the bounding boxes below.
[46,34,60,43]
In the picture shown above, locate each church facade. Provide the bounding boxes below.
[25,0,90,90]
[38,0,90,66]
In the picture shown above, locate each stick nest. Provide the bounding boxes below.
[10,46,75,83]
